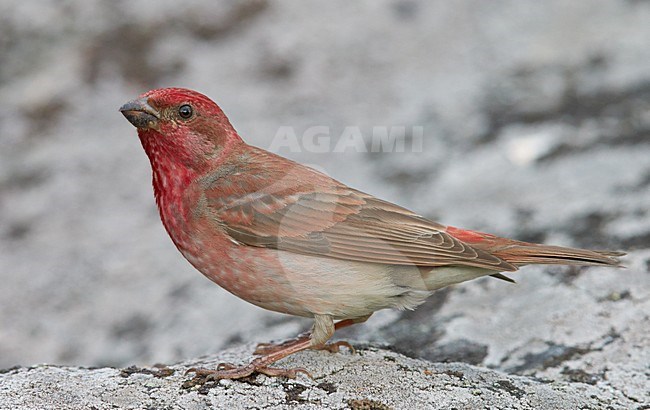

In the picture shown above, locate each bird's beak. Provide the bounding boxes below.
[119,97,160,130]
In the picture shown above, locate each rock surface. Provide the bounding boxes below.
[1,343,645,410]
[1,1,649,409]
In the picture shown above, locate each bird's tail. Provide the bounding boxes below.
[446,226,625,268]
[491,243,625,267]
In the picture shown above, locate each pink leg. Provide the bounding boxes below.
[187,316,370,380]
[254,317,366,355]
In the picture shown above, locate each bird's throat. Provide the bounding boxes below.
[145,140,199,248]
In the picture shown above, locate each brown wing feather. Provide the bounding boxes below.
[203,150,516,272]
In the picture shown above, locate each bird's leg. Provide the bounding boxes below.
[311,315,371,354]
[253,331,311,355]
[254,314,371,355]
[187,314,370,380]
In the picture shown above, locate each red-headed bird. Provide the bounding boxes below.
[120,88,623,380]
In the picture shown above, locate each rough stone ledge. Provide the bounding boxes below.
[0,344,639,410]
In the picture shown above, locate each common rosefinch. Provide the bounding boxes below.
[120,88,623,380]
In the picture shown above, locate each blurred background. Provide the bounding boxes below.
[0,0,648,394]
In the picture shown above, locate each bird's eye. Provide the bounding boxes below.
[178,104,193,119]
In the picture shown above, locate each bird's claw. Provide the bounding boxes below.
[217,363,238,371]
[256,366,312,379]
[185,363,312,381]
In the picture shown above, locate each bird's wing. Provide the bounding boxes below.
[202,151,516,272]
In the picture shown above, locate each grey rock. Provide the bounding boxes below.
[0,345,641,410]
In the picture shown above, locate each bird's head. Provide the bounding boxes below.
[120,88,241,170]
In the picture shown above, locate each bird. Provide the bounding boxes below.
[119,87,624,380]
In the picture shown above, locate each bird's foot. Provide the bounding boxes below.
[255,338,355,355]
[186,361,311,381]
[185,316,363,383]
